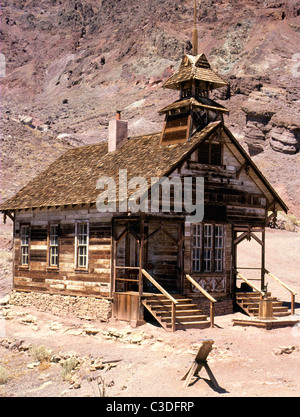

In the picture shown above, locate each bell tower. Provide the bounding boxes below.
[159,1,229,146]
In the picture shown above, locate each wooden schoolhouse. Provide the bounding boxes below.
[1,9,295,331]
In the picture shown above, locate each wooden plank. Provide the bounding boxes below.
[141,269,178,305]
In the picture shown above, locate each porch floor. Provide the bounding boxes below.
[232,316,299,330]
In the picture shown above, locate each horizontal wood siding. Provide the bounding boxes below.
[14,211,112,298]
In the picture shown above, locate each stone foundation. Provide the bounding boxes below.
[192,297,234,316]
[9,290,112,322]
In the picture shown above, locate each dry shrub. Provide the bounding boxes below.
[61,357,79,381]
[0,365,9,385]
[29,345,52,362]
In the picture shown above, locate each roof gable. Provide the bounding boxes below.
[0,121,287,214]
[0,123,221,211]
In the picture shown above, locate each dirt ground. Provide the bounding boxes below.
[0,228,299,398]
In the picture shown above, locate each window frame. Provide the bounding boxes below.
[192,223,224,274]
[197,140,222,165]
[48,223,60,269]
[75,221,89,270]
[20,224,30,267]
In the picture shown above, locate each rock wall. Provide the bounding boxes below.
[9,290,112,322]
[242,88,300,155]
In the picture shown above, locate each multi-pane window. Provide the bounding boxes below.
[192,225,201,272]
[203,224,213,272]
[192,224,224,273]
[77,223,88,268]
[20,225,29,265]
[214,225,223,272]
[49,225,59,267]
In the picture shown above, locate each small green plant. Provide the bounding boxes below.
[0,365,9,385]
[29,345,52,363]
[61,357,79,381]
[287,214,300,226]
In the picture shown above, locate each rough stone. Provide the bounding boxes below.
[9,291,112,322]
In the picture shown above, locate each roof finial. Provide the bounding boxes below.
[192,0,198,56]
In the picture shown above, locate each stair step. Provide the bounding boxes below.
[175,321,211,330]
[156,309,204,317]
[145,302,199,310]
[236,290,292,318]
[162,315,208,323]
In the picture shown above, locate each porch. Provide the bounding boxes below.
[111,216,217,331]
[111,220,297,331]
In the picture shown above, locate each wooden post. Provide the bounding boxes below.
[259,298,273,318]
[111,220,117,297]
[261,227,265,292]
[172,302,176,333]
[210,301,214,328]
[139,220,144,297]
[291,293,295,316]
[138,219,144,322]
[177,220,184,293]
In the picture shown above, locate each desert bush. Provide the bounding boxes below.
[287,214,300,226]
[29,345,52,363]
[61,356,79,381]
[0,365,9,385]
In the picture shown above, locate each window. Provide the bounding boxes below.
[20,225,29,266]
[214,225,223,272]
[192,224,201,272]
[49,224,59,267]
[192,224,224,273]
[203,224,213,272]
[76,223,88,268]
[198,142,222,165]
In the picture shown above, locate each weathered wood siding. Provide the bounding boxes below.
[168,135,267,226]
[14,209,113,298]
[145,222,180,293]
[114,220,182,293]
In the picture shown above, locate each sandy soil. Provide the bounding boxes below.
[0,228,299,398]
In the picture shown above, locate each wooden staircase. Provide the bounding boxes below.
[142,294,211,331]
[235,291,290,317]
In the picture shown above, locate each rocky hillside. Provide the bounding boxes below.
[1,0,300,215]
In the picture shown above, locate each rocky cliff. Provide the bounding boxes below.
[1,0,300,215]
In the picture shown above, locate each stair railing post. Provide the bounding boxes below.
[172,302,176,332]
[291,293,295,316]
[210,301,214,328]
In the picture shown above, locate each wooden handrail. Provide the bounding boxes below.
[141,269,178,305]
[265,269,297,315]
[141,269,177,332]
[264,269,297,295]
[185,275,217,303]
[236,272,265,297]
[185,274,216,328]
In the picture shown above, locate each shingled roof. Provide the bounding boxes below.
[0,122,222,211]
[158,97,229,114]
[162,53,228,91]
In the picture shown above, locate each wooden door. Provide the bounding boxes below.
[145,220,183,294]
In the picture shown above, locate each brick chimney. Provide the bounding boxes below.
[108,111,128,152]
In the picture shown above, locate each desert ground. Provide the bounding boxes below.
[0,226,299,398]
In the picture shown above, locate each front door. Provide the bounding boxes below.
[144,220,184,294]
[113,218,184,294]
[113,220,140,292]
